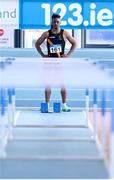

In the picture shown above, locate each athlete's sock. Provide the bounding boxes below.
[62,103,71,112]
[47,103,50,110]
[62,103,67,108]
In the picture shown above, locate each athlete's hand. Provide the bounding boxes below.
[61,54,68,58]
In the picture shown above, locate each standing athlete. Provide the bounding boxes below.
[35,13,76,112]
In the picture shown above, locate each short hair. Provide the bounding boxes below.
[52,14,60,19]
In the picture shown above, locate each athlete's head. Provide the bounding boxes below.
[51,14,61,30]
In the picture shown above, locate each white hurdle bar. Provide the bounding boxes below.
[0,57,114,89]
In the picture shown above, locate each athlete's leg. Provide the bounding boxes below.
[45,87,51,109]
[61,87,67,104]
[60,87,71,112]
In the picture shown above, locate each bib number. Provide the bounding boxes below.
[50,45,62,53]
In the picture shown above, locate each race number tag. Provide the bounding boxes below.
[50,44,62,53]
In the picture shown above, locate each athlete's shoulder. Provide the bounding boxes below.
[63,30,70,38]
[42,31,49,38]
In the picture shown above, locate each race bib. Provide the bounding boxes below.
[50,44,62,53]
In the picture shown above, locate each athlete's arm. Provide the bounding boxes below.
[35,31,49,57]
[62,30,77,57]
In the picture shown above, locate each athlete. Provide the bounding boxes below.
[35,13,76,112]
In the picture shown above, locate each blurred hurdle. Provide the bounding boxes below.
[0,57,114,178]
[7,88,15,139]
[110,90,114,178]
[0,88,7,158]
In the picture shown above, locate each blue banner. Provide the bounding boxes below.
[19,0,114,29]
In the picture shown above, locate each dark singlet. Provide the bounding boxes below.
[47,29,65,57]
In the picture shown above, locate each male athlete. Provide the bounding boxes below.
[35,13,76,112]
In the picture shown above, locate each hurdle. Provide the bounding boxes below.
[7,88,16,140]
[0,89,7,158]
[0,57,113,178]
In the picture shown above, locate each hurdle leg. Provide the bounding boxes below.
[93,89,97,137]
[7,88,14,140]
[12,88,16,125]
[110,90,114,178]
[0,89,7,158]
[101,90,106,148]
[41,102,48,113]
[85,89,90,127]
[110,133,114,178]
[53,102,61,113]
[93,104,97,137]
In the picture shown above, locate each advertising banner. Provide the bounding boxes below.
[19,0,114,29]
[0,0,114,29]
[0,28,14,48]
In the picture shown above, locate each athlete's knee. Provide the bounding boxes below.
[45,87,51,94]
[61,86,66,93]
